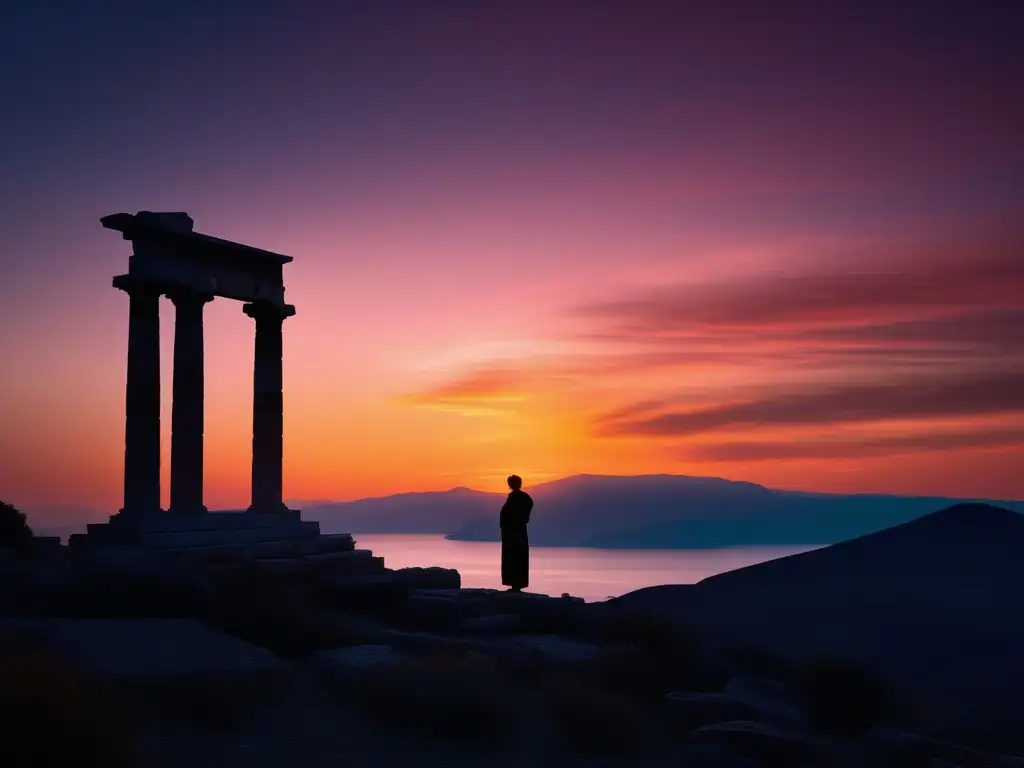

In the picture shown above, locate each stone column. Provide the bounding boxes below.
[243,301,296,513]
[113,274,163,517]
[168,288,213,515]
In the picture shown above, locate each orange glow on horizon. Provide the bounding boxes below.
[2,3,1023,528]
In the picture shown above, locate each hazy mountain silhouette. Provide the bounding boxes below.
[305,473,1024,548]
[306,487,497,535]
[22,505,106,541]
[608,502,1024,732]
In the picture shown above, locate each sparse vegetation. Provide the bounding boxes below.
[590,608,688,652]
[542,671,652,755]
[798,654,906,735]
[346,647,523,743]
[0,501,34,556]
[582,611,727,703]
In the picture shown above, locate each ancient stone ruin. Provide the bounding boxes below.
[70,211,348,558]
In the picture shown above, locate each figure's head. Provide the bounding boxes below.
[507,474,523,491]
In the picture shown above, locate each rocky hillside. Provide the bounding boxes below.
[3,506,1024,766]
[610,503,1024,744]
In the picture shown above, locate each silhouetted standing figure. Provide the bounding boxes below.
[500,474,533,592]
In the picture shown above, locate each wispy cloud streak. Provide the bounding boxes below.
[685,424,1024,462]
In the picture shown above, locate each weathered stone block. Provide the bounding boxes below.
[393,566,460,590]
[319,572,411,615]
[137,520,320,550]
[402,593,464,632]
[313,533,355,553]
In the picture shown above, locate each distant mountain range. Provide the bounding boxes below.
[303,473,1024,549]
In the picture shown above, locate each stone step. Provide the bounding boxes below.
[94,510,306,536]
[258,549,385,576]
[310,553,387,575]
[303,547,372,563]
[137,520,320,550]
[312,533,355,554]
[179,537,325,561]
[68,530,356,567]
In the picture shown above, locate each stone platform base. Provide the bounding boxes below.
[68,509,355,562]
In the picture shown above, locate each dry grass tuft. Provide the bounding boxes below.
[347,647,523,743]
[542,671,652,755]
[799,654,907,736]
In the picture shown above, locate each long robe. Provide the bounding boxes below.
[500,489,533,589]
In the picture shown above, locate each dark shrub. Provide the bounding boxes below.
[542,671,651,755]
[584,612,725,702]
[592,609,689,653]
[0,633,136,766]
[799,655,905,736]
[592,645,684,706]
[348,647,522,743]
[0,501,34,556]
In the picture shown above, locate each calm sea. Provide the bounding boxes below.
[352,534,819,603]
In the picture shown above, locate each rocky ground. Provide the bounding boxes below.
[2,538,1023,767]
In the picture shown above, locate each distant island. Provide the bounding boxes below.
[301,474,1024,549]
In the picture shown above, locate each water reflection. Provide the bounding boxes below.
[353,534,821,602]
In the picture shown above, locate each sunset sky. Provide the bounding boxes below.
[1,1,1022,524]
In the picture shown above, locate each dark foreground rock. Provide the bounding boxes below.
[1,618,289,732]
[610,502,1024,750]
[5,503,1024,767]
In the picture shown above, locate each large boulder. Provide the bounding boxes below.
[393,566,460,590]
[0,619,288,730]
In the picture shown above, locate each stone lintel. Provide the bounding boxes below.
[103,211,293,266]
